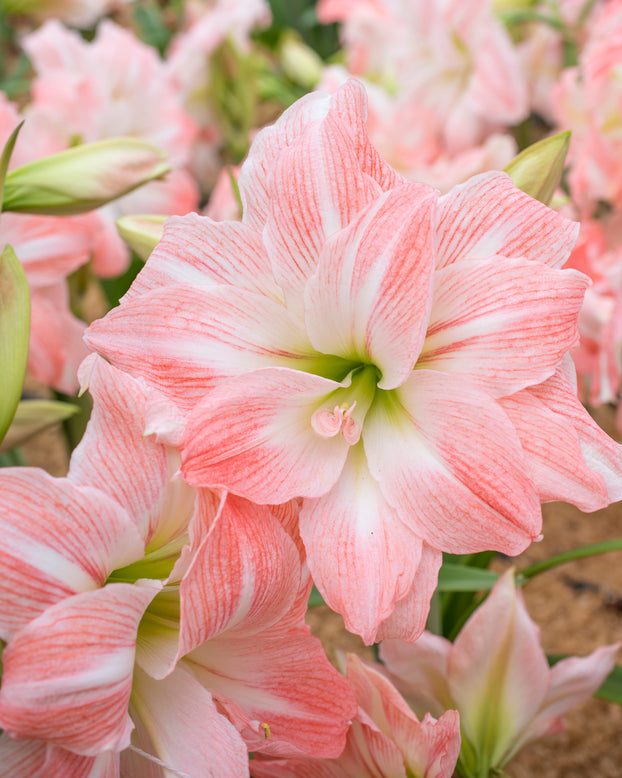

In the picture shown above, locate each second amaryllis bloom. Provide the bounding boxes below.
[86,80,622,644]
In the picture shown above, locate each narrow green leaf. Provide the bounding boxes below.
[505,131,571,205]
[0,244,30,444]
[437,563,499,592]
[520,538,622,580]
[0,399,78,454]
[0,119,23,211]
[307,585,325,608]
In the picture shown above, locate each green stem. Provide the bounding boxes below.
[519,538,622,581]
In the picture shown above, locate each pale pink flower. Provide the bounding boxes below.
[380,569,620,775]
[0,356,356,774]
[85,81,622,644]
[552,0,622,214]
[21,19,199,276]
[251,653,460,778]
[318,0,529,153]
[165,0,271,190]
[317,66,517,192]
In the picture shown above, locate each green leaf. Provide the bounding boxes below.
[0,119,23,212]
[307,585,325,608]
[0,399,78,454]
[437,563,499,592]
[504,131,571,205]
[0,244,30,444]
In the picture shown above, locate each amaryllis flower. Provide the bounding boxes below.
[251,653,461,778]
[0,355,356,775]
[85,80,622,644]
[380,569,620,777]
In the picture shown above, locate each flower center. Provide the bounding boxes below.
[310,365,378,446]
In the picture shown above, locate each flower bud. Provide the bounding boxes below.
[2,138,170,216]
[504,131,571,206]
[116,214,166,261]
[0,244,30,444]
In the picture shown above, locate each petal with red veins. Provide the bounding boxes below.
[125,213,281,303]
[85,285,313,412]
[129,665,249,778]
[181,368,350,502]
[436,171,579,270]
[528,366,622,504]
[300,445,422,644]
[0,583,160,756]
[263,107,382,312]
[305,184,437,390]
[418,257,588,397]
[185,627,357,759]
[498,389,608,510]
[363,371,541,554]
[0,469,144,640]
[375,544,443,643]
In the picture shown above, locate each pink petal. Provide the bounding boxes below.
[375,544,443,643]
[139,494,303,677]
[514,643,621,754]
[129,665,249,777]
[69,355,196,548]
[263,103,382,312]
[498,389,608,510]
[125,213,281,303]
[0,734,46,776]
[299,446,422,644]
[528,363,622,505]
[418,257,588,397]
[185,627,357,759]
[448,569,550,766]
[305,184,437,390]
[380,632,454,721]
[85,284,313,412]
[364,370,541,554]
[0,583,160,756]
[0,469,144,640]
[181,368,350,501]
[436,171,579,270]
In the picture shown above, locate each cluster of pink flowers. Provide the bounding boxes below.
[2,2,622,776]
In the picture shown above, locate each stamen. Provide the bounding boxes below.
[311,401,361,444]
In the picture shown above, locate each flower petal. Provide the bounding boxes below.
[0,583,160,756]
[181,368,350,501]
[0,469,144,640]
[185,626,357,759]
[375,544,443,643]
[363,370,541,554]
[305,184,437,389]
[85,285,313,412]
[436,171,579,270]
[129,664,249,778]
[125,213,282,303]
[418,257,588,397]
[299,445,422,644]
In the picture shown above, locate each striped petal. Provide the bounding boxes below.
[299,445,422,645]
[181,368,350,502]
[305,184,437,390]
[0,583,160,756]
[418,257,588,397]
[436,171,579,270]
[0,469,143,640]
[363,370,541,555]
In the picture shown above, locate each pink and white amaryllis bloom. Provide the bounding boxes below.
[380,569,620,776]
[0,355,356,776]
[251,653,460,778]
[85,80,622,644]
